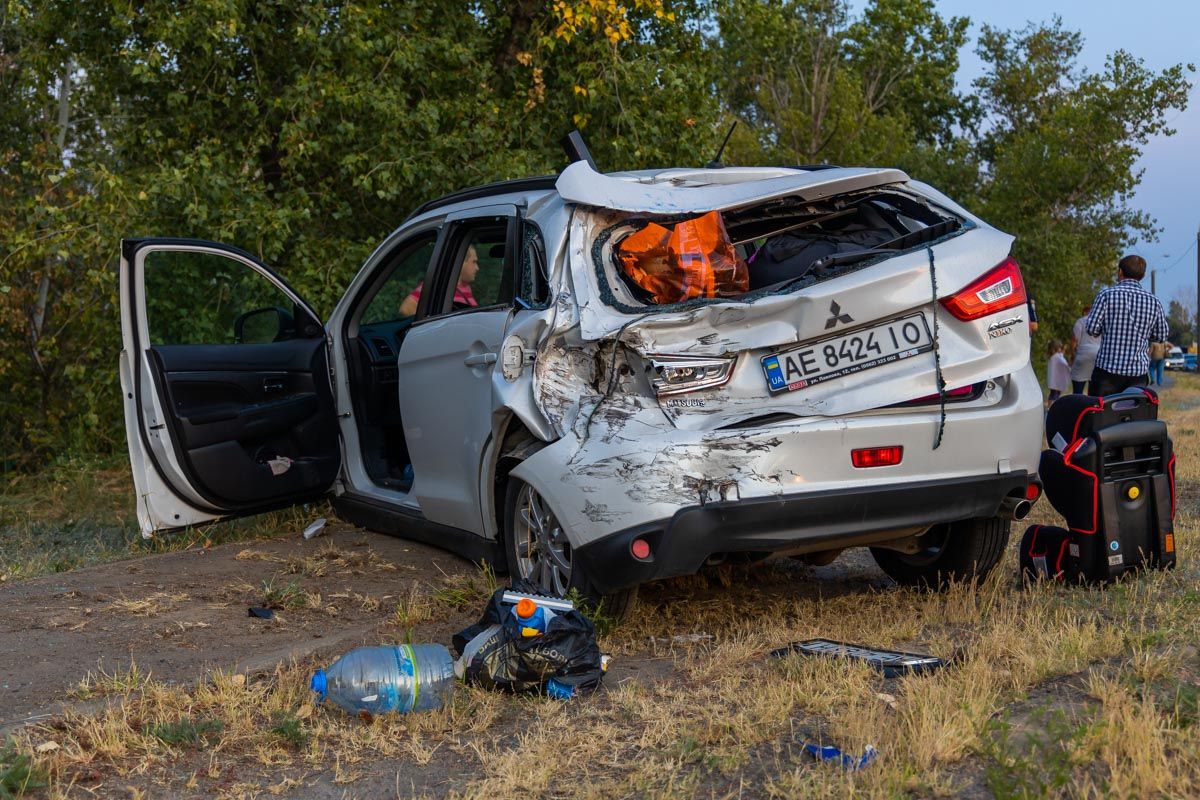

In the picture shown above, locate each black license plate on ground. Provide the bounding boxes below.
[761,313,932,393]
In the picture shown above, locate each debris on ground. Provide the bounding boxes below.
[247,606,274,620]
[452,581,607,698]
[770,638,946,677]
[301,517,328,540]
[802,742,878,770]
[311,644,455,716]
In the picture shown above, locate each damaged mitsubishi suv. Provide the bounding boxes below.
[120,147,1043,613]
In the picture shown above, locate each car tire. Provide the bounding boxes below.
[502,477,637,618]
[869,516,1010,589]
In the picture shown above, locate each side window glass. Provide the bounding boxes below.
[519,223,550,309]
[361,234,438,325]
[431,218,512,316]
[143,250,306,345]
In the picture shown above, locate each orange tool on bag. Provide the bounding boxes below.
[617,211,748,304]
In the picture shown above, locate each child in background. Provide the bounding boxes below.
[1046,340,1070,405]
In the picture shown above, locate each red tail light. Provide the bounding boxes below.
[940,256,1027,321]
[895,383,981,407]
[851,446,903,468]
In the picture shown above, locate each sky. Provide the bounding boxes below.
[874,0,1200,308]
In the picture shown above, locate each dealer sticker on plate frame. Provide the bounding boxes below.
[761,313,933,393]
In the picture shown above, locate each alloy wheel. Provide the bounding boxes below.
[513,482,572,596]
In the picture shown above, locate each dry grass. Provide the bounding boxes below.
[108,591,189,617]
[8,377,1200,797]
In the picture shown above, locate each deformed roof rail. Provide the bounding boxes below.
[405,175,559,221]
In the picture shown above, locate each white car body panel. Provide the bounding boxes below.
[556,162,909,214]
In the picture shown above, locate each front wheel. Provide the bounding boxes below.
[869,516,1010,589]
[503,478,636,618]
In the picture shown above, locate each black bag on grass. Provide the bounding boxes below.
[452,581,605,696]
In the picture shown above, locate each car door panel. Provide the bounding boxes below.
[399,309,510,533]
[397,206,518,534]
[121,239,340,534]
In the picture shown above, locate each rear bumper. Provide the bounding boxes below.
[574,471,1029,593]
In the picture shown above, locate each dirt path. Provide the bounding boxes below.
[0,522,479,730]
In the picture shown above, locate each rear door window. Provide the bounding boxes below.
[427,217,514,316]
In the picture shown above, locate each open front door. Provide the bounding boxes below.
[119,239,341,535]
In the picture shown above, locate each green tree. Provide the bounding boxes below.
[1167,298,1195,349]
[966,19,1193,349]
[0,0,720,464]
[715,0,970,165]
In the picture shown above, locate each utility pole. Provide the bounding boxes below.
[1195,226,1199,352]
[1151,269,1157,297]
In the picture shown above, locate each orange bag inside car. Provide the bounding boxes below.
[616,211,749,304]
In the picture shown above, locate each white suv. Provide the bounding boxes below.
[120,153,1043,611]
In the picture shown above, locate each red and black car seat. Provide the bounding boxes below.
[1019,524,1072,582]
[1022,387,1175,584]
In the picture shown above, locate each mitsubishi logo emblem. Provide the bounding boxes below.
[825,300,854,329]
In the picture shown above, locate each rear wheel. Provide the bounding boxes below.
[869,516,1010,589]
[503,478,636,618]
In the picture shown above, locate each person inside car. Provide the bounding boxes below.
[399,244,480,317]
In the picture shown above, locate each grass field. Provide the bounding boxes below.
[4,376,1200,798]
[0,456,323,582]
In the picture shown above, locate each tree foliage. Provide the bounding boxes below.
[0,0,1192,466]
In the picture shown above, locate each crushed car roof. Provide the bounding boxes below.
[555,162,911,214]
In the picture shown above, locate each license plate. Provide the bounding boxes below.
[769,638,946,677]
[761,313,932,393]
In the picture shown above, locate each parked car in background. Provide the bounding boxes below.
[1166,346,1185,370]
[119,142,1043,613]
[1185,353,1197,371]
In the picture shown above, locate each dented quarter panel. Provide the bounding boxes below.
[489,200,575,444]
[509,362,1043,548]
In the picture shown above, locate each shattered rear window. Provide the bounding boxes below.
[598,188,965,309]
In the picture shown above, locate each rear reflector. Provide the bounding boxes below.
[630,538,652,560]
[1025,483,1041,501]
[940,256,1027,321]
[851,446,903,468]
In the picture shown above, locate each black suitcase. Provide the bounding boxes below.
[1031,388,1176,584]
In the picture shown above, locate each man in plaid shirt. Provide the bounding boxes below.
[1084,254,1169,396]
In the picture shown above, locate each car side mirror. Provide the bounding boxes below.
[234,306,294,343]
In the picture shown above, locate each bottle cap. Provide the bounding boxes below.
[515,598,537,619]
[310,669,327,700]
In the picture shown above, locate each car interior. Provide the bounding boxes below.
[608,189,963,306]
[343,220,511,492]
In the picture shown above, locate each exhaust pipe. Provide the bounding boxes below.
[999,496,1032,521]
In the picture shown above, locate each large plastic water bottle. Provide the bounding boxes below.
[310,644,455,715]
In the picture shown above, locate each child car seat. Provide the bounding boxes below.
[1020,388,1175,584]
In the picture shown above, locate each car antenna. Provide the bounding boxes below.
[561,130,598,171]
[705,121,738,169]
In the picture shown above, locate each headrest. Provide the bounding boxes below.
[1045,387,1158,450]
